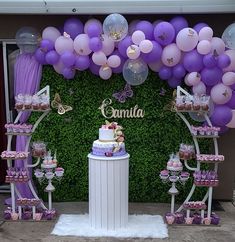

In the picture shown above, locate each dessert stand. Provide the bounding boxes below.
[160,86,222,225]
[2,86,62,221]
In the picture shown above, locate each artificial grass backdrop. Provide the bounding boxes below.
[30,66,210,203]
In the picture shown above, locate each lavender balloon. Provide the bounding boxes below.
[89,59,100,76]
[118,35,132,58]
[45,50,60,65]
[86,23,102,38]
[75,55,90,71]
[159,66,172,80]
[170,16,188,34]
[193,23,209,33]
[40,39,54,52]
[136,20,154,40]
[183,50,203,72]
[34,48,47,64]
[167,76,182,88]
[203,53,217,68]
[64,18,84,40]
[111,50,126,74]
[154,21,175,46]
[61,51,76,67]
[210,105,232,126]
[217,54,231,69]
[89,37,103,52]
[201,67,223,86]
[62,67,76,79]
[141,41,163,63]
[173,64,186,79]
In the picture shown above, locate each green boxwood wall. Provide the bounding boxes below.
[30,66,210,202]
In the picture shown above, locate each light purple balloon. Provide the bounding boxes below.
[40,39,54,52]
[45,50,60,65]
[64,18,84,40]
[136,21,154,40]
[172,64,186,79]
[170,16,188,34]
[74,55,90,71]
[61,51,76,67]
[118,35,133,58]
[53,59,65,74]
[211,83,232,104]
[87,23,102,38]
[193,23,209,33]
[203,53,217,68]
[217,54,231,69]
[154,21,175,46]
[89,37,103,52]
[141,41,163,63]
[226,91,235,109]
[167,76,182,88]
[183,50,203,72]
[210,105,232,126]
[201,67,223,86]
[89,59,100,76]
[111,50,126,74]
[62,67,76,79]
[55,36,74,55]
[159,66,172,80]
[34,48,47,64]
[42,26,61,43]
[99,66,112,80]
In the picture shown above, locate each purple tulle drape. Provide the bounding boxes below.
[7,53,42,203]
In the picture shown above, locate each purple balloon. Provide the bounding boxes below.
[201,67,223,86]
[64,18,84,40]
[217,54,231,69]
[193,23,209,33]
[159,66,172,80]
[226,91,235,109]
[141,41,163,63]
[118,35,132,58]
[89,37,103,52]
[62,67,76,79]
[170,16,188,34]
[172,64,186,79]
[230,83,235,90]
[154,21,175,46]
[167,76,182,88]
[87,23,102,38]
[75,55,90,71]
[34,48,47,65]
[183,50,204,72]
[136,21,154,40]
[89,59,100,76]
[45,50,60,65]
[203,54,217,68]
[40,39,54,52]
[210,105,232,126]
[61,51,76,67]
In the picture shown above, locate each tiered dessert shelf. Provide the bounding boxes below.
[161,86,222,226]
[3,86,53,219]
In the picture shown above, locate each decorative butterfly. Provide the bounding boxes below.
[112,84,133,103]
[51,93,73,115]
[159,87,166,96]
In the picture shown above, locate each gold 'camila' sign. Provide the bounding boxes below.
[99,99,145,119]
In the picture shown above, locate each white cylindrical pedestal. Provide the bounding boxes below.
[88,153,129,230]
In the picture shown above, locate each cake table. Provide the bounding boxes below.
[88,153,129,230]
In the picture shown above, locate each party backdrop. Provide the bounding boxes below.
[30,66,210,202]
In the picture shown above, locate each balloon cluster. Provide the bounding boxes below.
[16,14,235,131]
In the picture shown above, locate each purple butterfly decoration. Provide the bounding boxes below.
[159,88,166,96]
[112,84,133,103]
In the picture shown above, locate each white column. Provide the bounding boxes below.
[88,153,129,230]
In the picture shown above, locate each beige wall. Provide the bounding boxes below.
[0,13,234,200]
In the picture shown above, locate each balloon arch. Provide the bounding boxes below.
[15,14,235,132]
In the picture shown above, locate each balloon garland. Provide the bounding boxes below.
[15,14,235,132]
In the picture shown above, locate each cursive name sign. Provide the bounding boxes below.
[99,99,145,119]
